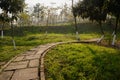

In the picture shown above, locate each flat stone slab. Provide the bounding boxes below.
[36,49,45,55]
[11,68,38,80]
[0,71,14,80]
[29,59,39,68]
[30,47,40,51]
[21,50,37,56]
[5,61,29,71]
[24,55,40,60]
[13,56,24,62]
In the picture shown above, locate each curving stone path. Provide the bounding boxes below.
[0,39,98,80]
[0,42,66,80]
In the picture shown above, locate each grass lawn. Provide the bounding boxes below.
[0,22,120,67]
[0,33,74,62]
[44,43,120,80]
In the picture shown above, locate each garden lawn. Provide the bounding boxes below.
[44,43,120,80]
[0,33,74,63]
[0,22,119,68]
[0,23,102,63]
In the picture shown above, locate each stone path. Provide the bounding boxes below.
[0,42,63,80]
[0,39,98,80]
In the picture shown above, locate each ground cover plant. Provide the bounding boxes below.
[44,43,120,80]
[0,23,97,62]
[0,22,120,68]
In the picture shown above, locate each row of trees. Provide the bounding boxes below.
[18,3,72,26]
[31,3,72,26]
[0,0,25,49]
[73,0,120,45]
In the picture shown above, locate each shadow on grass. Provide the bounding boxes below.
[86,46,120,80]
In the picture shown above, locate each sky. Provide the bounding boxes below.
[25,0,79,7]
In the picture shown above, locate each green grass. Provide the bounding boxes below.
[44,43,120,80]
[0,33,74,62]
[0,22,120,65]
[0,46,32,62]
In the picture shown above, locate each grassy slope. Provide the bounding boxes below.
[0,22,119,63]
[44,43,120,80]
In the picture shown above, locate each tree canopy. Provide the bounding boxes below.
[0,0,25,13]
[73,0,120,44]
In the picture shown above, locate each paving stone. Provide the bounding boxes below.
[11,68,39,80]
[24,55,40,60]
[5,61,29,71]
[40,72,45,80]
[46,43,56,46]
[40,45,51,48]
[35,50,44,56]
[35,47,52,56]
[30,47,39,51]
[13,56,24,62]
[39,45,48,47]
[34,54,41,58]
[29,59,39,67]
[0,71,14,80]
[21,51,36,56]
[40,47,49,49]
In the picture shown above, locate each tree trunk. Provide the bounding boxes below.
[1,23,4,39]
[46,11,50,26]
[97,21,104,43]
[1,30,3,39]
[19,24,24,36]
[11,21,16,49]
[72,0,80,40]
[112,31,115,36]
[99,21,104,35]
[112,15,119,45]
[74,16,80,40]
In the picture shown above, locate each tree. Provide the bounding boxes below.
[107,0,120,45]
[74,0,108,42]
[18,12,30,26]
[46,7,58,26]
[72,0,80,40]
[33,3,40,25]
[33,3,45,25]
[0,12,9,38]
[46,8,50,26]
[0,0,25,49]
[60,3,69,22]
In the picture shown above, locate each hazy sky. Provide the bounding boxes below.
[25,0,79,7]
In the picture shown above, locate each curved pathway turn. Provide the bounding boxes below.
[0,39,98,80]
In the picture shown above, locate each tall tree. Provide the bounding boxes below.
[107,0,120,45]
[0,12,9,38]
[33,3,45,25]
[0,0,25,49]
[34,3,40,25]
[74,0,108,42]
[72,0,80,40]
[18,12,30,26]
